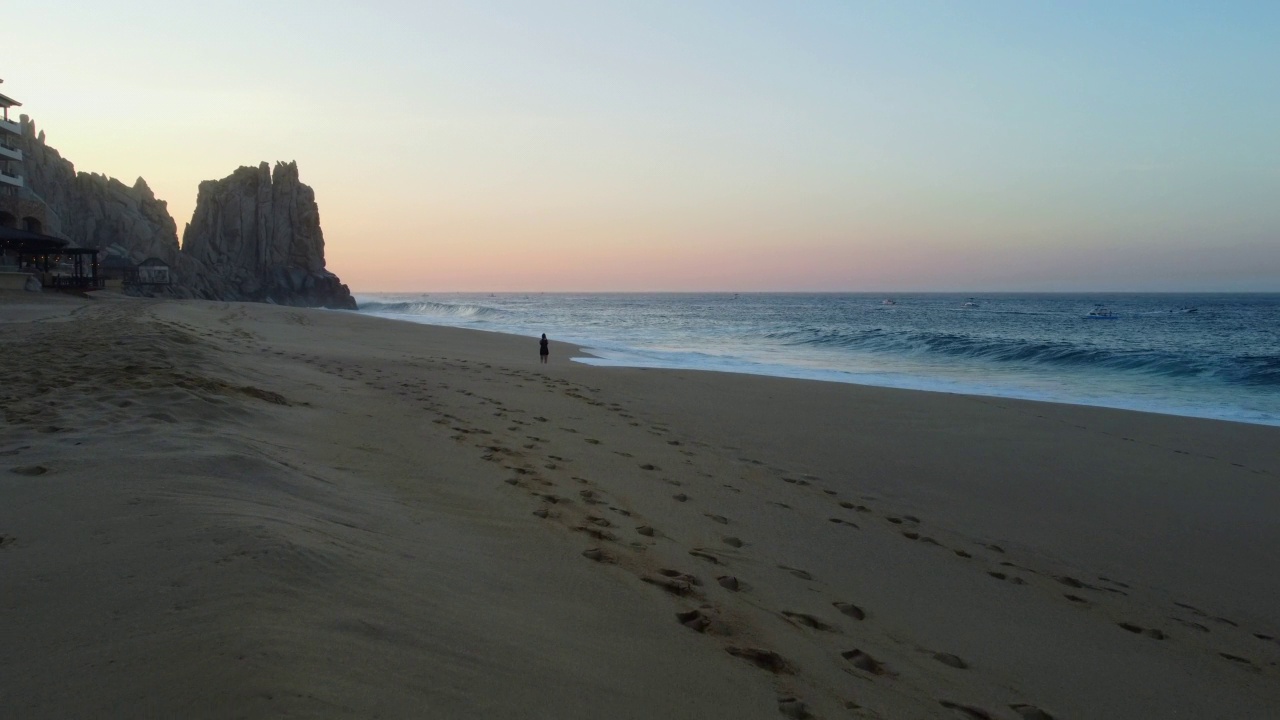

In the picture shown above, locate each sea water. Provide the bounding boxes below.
[355,293,1280,427]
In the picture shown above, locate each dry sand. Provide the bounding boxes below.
[2,292,1277,719]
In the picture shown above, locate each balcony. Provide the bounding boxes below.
[0,169,22,188]
[0,144,20,162]
[0,117,19,136]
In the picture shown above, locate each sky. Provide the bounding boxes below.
[6,1,1279,291]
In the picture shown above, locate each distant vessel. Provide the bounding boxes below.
[881,299,896,306]
[1086,305,1117,319]
[962,298,979,308]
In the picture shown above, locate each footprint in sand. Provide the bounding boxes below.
[10,465,48,476]
[689,549,723,564]
[717,575,743,591]
[1054,575,1096,590]
[778,565,813,581]
[932,652,968,669]
[832,601,866,620]
[841,649,887,675]
[938,700,994,718]
[1218,652,1257,668]
[1010,704,1056,720]
[782,611,835,631]
[776,696,810,719]
[1118,622,1167,639]
[1173,618,1210,633]
[987,571,1027,585]
[726,647,792,674]
[676,609,712,632]
[581,548,613,563]
[644,570,699,596]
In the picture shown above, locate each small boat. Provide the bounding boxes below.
[1085,305,1117,319]
[881,299,896,306]
[962,298,979,308]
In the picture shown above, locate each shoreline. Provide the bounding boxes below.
[3,293,1278,718]
[355,305,1280,429]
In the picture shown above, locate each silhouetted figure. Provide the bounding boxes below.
[539,333,549,364]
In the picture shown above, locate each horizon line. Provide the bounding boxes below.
[350,289,1280,295]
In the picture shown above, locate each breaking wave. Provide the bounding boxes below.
[763,327,1280,387]
[357,300,505,320]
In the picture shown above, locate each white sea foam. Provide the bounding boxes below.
[354,292,1280,426]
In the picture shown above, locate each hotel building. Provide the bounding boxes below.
[0,78,22,198]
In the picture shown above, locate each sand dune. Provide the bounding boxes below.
[2,293,1277,718]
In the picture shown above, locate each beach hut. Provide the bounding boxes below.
[135,257,171,286]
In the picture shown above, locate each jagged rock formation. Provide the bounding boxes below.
[179,161,354,308]
[183,163,325,275]
[15,117,181,265]
[12,116,356,309]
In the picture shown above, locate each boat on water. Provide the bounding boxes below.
[962,298,979,308]
[1085,305,1117,319]
[881,299,896,306]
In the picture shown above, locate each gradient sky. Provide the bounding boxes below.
[7,1,1279,291]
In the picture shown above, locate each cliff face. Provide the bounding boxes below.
[17,117,181,265]
[14,116,356,309]
[179,161,355,309]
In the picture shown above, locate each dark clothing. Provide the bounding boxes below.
[539,338,549,356]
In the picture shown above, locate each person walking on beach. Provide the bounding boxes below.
[539,333,549,364]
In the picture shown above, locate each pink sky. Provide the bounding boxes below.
[7,1,1279,292]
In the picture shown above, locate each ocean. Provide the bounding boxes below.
[354,293,1280,427]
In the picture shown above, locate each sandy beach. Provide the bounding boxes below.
[2,292,1277,719]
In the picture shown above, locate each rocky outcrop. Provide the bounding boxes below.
[15,117,181,265]
[179,161,355,309]
[12,116,356,309]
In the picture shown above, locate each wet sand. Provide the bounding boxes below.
[2,293,1278,718]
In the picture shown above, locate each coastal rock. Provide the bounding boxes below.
[180,161,355,309]
[14,116,181,265]
[10,116,356,309]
